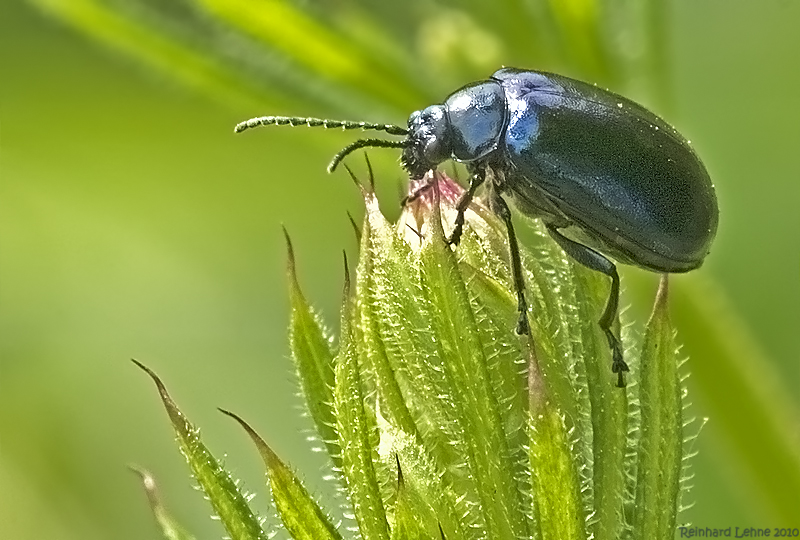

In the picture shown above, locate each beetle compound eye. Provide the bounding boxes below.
[407,109,421,127]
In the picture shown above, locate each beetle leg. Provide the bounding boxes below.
[546,226,628,387]
[447,167,486,246]
[489,190,530,336]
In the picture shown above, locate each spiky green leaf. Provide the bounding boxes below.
[220,409,343,540]
[418,186,528,539]
[131,360,268,540]
[285,230,341,470]
[389,461,434,540]
[333,270,391,540]
[633,276,682,537]
[354,192,420,436]
[528,397,587,540]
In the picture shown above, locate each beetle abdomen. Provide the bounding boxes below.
[495,69,718,272]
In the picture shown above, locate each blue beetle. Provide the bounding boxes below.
[236,67,719,387]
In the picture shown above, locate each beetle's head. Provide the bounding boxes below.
[401,105,451,179]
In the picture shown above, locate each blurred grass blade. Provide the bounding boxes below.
[219,409,343,540]
[27,0,403,117]
[548,0,610,77]
[129,466,196,540]
[29,0,670,117]
[28,0,285,110]
[419,189,528,539]
[131,360,269,540]
[641,0,672,110]
[284,230,341,471]
[193,0,422,112]
[632,276,681,537]
[333,267,390,540]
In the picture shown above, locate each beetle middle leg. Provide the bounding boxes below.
[546,226,628,387]
[488,190,530,336]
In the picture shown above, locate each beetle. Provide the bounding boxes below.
[235,67,719,387]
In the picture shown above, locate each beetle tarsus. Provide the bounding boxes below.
[515,302,530,335]
[447,226,463,246]
[610,339,629,388]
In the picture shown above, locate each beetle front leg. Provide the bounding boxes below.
[447,167,486,246]
[490,190,530,336]
[401,180,434,207]
[546,226,628,387]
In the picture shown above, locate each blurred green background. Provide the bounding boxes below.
[1,0,798,538]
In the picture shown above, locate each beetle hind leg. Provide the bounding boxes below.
[546,226,628,387]
[489,191,530,336]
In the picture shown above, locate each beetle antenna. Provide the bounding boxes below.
[328,139,407,173]
[234,115,408,136]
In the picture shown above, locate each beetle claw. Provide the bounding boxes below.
[515,314,530,336]
[611,347,629,388]
[446,228,463,246]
